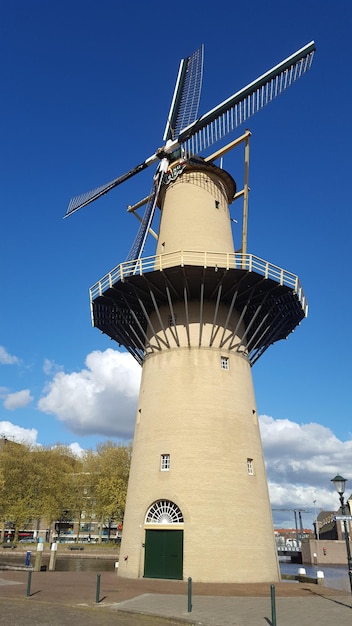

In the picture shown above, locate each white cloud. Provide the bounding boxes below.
[50,442,85,457]
[35,346,351,529]
[259,414,352,527]
[43,358,63,376]
[3,389,33,410]
[0,420,38,445]
[0,346,19,365]
[68,442,85,457]
[38,348,141,439]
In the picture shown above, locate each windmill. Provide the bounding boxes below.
[67,42,315,583]
[66,42,315,261]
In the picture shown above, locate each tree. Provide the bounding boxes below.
[0,441,84,542]
[0,447,6,540]
[0,440,40,542]
[32,446,83,541]
[0,439,131,544]
[84,441,131,542]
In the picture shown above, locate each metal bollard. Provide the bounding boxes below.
[96,573,101,604]
[187,576,192,613]
[270,584,277,626]
[26,570,32,597]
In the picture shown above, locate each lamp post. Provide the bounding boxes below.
[331,474,352,594]
[313,500,320,540]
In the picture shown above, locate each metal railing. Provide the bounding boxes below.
[277,545,302,553]
[90,250,308,316]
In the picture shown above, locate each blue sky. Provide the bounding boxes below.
[1,0,352,527]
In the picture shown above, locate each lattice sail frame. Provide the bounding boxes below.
[65,41,315,218]
[125,46,204,264]
[125,174,162,263]
[163,45,204,142]
[179,42,315,156]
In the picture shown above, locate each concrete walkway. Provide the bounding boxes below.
[0,570,351,625]
[114,591,352,625]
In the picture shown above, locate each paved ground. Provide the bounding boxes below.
[0,569,352,625]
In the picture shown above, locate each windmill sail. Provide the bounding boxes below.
[177,41,315,156]
[65,159,156,218]
[125,173,163,264]
[163,45,204,142]
[126,46,204,264]
[66,46,204,219]
[66,41,315,220]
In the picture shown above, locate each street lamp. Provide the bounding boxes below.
[331,474,352,594]
[313,500,320,540]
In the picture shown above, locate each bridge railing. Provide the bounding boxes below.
[277,545,302,553]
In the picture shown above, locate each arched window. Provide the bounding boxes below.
[145,500,184,524]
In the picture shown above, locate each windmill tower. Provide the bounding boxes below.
[66,43,315,582]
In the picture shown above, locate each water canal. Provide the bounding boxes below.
[1,552,351,592]
[0,551,117,573]
[280,560,351,592]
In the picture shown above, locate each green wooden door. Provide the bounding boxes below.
[144,529,183,579]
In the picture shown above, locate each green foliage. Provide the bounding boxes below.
[32,446,82,526]
[84,441,131,538]
[0,439,131,542]
[0,440,39,541]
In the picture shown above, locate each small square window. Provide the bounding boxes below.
[247,458,254,475]
[160,454,170,471]
[221,356,229,370]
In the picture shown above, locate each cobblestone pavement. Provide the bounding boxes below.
[0,569,351,626]
[0,599,191,626]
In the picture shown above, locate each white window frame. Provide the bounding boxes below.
[145,500,184,524]
[221,356,229,370]
[160,453,170,471]
[247,458,254,475]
